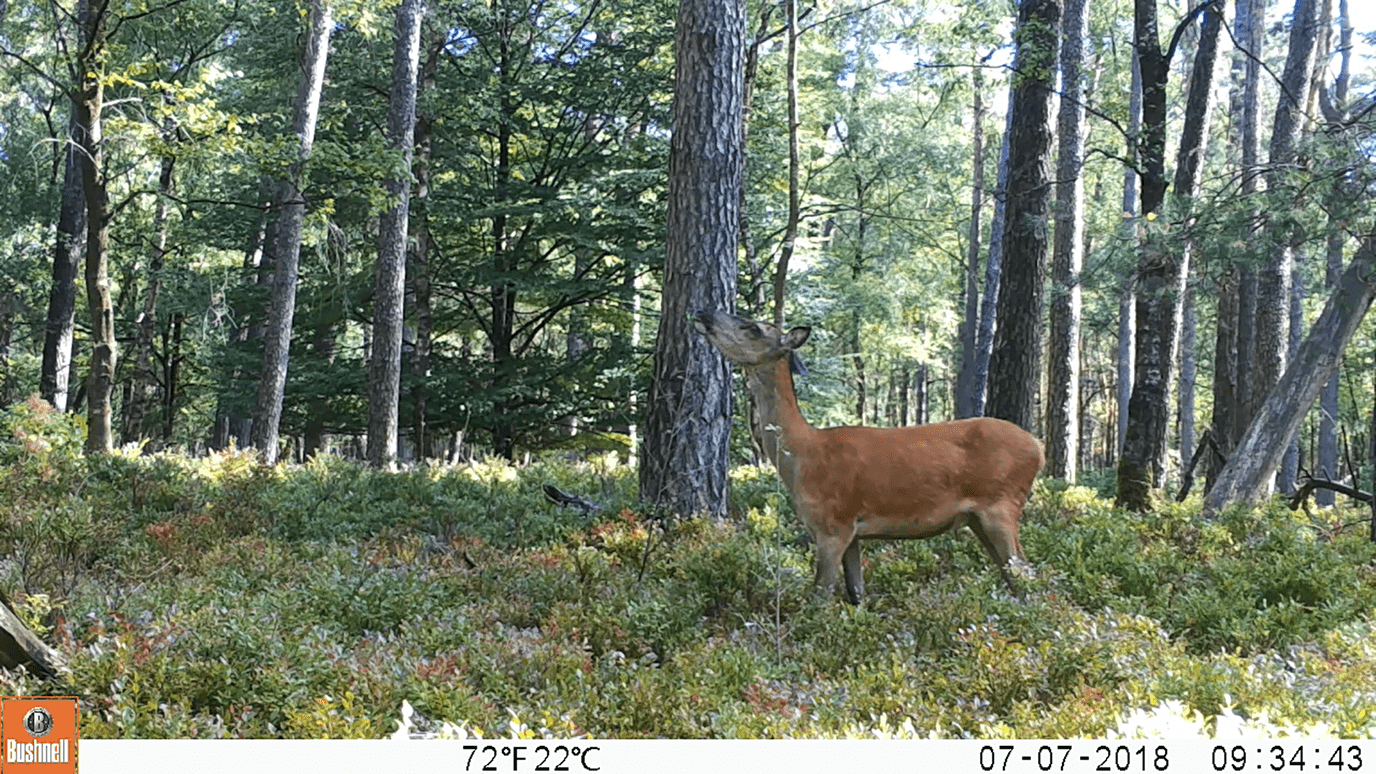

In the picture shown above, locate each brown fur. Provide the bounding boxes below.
[695,309,1043,602]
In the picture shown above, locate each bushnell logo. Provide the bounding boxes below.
[19,709,51,739]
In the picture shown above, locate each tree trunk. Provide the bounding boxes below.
[488,16,519,460]
[123,140,175,448]
[985,0,1061,433]
[162,311,183,442]
[251,0,333,464]
[1172,1,1224,490]
[639,0,743,519]
[40,115,85,414]
[303,316,338,458]
[1115,0,1220,510]
[1116,50,1141,463]
[1204,229,1376,513]
[771,0,800,328]
[1179,289,1196,472]
[1278,263,1305,493]
[76,0,115,455]
[1250,0,1322,497]
[1046,0,1089,481]
[954,64,987,420]
[367,0,423,469]
[1316,0,1352,503]
[409,30,441,462]
[973,90,1014,420]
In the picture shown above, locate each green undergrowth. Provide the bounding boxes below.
[3,399,1376,738]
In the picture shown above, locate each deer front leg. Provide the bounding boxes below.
[811,533,847,599]
[841,538,864,604]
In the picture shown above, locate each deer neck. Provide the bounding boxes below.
[745,358,814,485]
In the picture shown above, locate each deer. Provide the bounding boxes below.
[694,309,1043,603]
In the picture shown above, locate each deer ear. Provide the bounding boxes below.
[781,326,811,349]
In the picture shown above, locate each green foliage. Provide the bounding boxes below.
[0,422,1369,739]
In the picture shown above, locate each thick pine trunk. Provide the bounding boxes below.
[639,0,744,519]
[985,0,1061,433]
[367,0,423,468]
[251,0,333,464]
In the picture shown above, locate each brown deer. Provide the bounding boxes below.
[694,309,1043,602]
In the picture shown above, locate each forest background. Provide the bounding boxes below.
[0,0,1374,510]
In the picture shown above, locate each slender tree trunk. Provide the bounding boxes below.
[973,93,1014,419]
[772,0,800,328]
[1205,229,1376,513]
[639,0,744,518]
[410,33,439,462]
[40,114,85,413]
[1250,0,1322,498]
[1171,1,1224,489]
[1117,50,1141,463]
[1316,0,1352,503]
[1179,290,1196,469]
[1046,0,1090,480]
[367,0,423,469]
[303,317,338,458]
[738,2,773,317]
[162,311,183,442]
[986,0,1062,432]
[1116,0,1219,509]
[123,139,175,447]
[251,0,333,464]
[955,63,987,420]
[487,15,521,460]
[1207,0,1252,486]
[76,0,115,455]
[1279,263,1305,492]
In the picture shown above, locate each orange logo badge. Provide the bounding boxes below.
[1,697,77,773]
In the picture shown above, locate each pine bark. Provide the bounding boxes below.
[367,0,423,468]
[250,0,333,464]
[638,0,744,518]
[985,0,1062,433]
[1046,0,1089,480]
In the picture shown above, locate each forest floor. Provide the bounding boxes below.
[4,399,1376,739]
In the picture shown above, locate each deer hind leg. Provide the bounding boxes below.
[841,538,864,605]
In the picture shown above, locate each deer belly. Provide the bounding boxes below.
[854,509,964,539]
